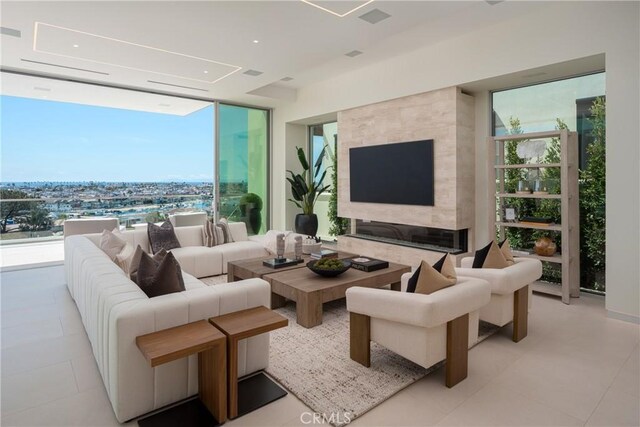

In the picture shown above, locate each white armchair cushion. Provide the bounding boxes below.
[457,257,542,295]
[346,276,491,328]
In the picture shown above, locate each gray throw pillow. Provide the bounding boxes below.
[216,218,234,244]
[147,221,181,254]
[134,251,185,298]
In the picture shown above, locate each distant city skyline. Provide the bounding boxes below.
[1,95,215,182]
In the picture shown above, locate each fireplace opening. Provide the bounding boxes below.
[350,220,468,254]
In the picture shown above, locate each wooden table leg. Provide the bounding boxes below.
[227,337,239,419]
[390,281,401,291]
[296,291,323,328]
[198,341,227,423]
[446,313,469,388]
[350,312,370,367]
[271,292,286,309]
[513,285,529,342]
[227,264,237,282]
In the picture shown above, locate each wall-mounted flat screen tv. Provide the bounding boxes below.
[349,139,434,206]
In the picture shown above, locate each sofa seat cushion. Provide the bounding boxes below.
[169,246,223,278]
[220,241,270,273]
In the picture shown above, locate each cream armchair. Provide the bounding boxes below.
[456,257,542,342]
[346,275,491,388]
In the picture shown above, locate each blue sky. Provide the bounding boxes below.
[0,95,215,182]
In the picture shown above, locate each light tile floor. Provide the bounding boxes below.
[1,266,638,427]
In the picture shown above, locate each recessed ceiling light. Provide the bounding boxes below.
[204,70,209,74]
[73,44,79,48]
[358,9,391,24]
[253,40,259,44]
[301,0,375,18]
[243,69,263,77]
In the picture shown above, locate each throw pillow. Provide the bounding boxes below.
[99,229,127,261]
[129,247,166,282]
[406,253,456,293]
[473,241,510,269]
[216,218,234,244]
[202,220,219,247]
[115,242,136,274]
[499,239,515,266]
[147,221,181,254]
[134,251,185,298]
[414,258,457,295]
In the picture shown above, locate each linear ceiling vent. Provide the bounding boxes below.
[280,77,294,82]
[243,69,263,77]
[1,27,21,37]
[33,87,51,92]
[147,80,209,92]
[345,50,363,58]
[358,9,391,24]
[20,59,109,75]
[485,1,504,5]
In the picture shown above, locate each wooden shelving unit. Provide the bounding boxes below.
[489,129,580,304]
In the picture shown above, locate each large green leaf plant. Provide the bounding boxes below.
[287,146,330,215]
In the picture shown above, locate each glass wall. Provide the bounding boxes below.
[492,72,606,292]
[1,73,271,243]
[0,78,214,242]
[218,104,269,235]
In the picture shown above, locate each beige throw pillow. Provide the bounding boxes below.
[115,242,136,274]
[415,259,457,295]
[483,241,511,269]
[499,239,515,266]
[99,229,126,261]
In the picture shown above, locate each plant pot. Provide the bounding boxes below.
[295,214,318,237]
[248,208,261,235]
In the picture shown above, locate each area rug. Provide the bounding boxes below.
[201,276,498,426]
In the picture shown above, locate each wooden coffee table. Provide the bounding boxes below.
[263,262,411,328]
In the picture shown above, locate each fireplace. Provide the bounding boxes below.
[350,220,468,254]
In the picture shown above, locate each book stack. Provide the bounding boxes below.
[310,249,338,260]
[350,257,389,272]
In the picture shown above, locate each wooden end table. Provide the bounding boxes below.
[209,306,288,419]
[136,320,227,425]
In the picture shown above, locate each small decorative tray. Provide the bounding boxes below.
[263,258,304,269]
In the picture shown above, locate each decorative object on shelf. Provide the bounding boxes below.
[503,206,518,222]
[294,236,302,260]
[519,216,553,226]
[516,139,547,159]
[239,193,263,235]
[287,146,330,237]
[307,259,351,277]
[302,236,322,254]
[533,179,548,195]
[517,180,531,194]
[276,233,285,260]
[533,236,557,256]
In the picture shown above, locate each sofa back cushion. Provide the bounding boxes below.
[228,221,248,242]
[174,225,206,247]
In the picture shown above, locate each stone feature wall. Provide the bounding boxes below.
[337,86,475,231]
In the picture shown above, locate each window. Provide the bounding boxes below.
[217,104,269,235]
[492,72,606,292]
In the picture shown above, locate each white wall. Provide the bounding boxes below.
[271,1,639,322]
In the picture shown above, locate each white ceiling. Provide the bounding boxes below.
[0,1,546,109]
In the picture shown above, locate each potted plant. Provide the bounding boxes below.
[287,146,329,236]
[239,192,263,234]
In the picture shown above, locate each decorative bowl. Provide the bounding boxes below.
[307,259,351,277]
[534,236,557,256]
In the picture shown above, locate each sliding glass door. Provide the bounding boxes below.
[217,104,269,235]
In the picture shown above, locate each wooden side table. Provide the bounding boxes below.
[209,306,288,419]
[136,320,227,424]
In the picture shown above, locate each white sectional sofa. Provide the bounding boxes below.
[63,222,274,422]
